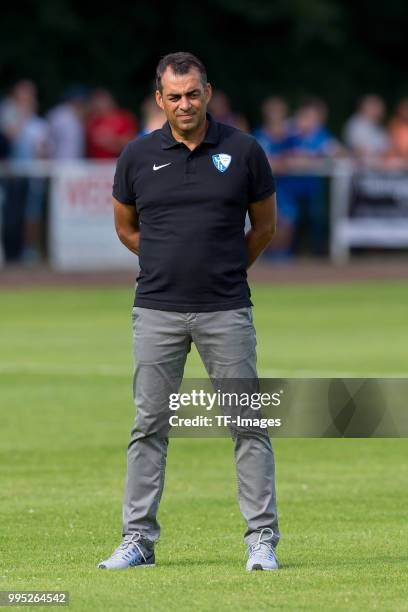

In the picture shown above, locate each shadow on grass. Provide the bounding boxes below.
[156,553,407,571]
[278,554,407,571]
[157,558,300,571]
[309,555,407,569]
[158,558,234,569]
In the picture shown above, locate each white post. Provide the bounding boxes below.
[330,159,353,264]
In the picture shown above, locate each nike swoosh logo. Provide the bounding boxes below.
[153,163,172,171]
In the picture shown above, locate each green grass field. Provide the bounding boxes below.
[1,281,407,611]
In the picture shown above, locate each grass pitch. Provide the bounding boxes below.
[0,281,407,611]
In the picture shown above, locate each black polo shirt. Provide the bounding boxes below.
[112,114,275,312]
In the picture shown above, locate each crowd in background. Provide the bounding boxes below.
[251,95,408,257]
[1,79,408,263]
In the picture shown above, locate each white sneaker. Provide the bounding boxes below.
[246,528,278,571]
[98,533,155,570]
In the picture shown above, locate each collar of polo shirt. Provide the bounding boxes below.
[160,112,220,149]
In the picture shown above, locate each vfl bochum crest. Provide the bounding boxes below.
[212,153,232,173]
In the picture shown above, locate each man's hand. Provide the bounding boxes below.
[246,193,277,268]
[113,197,140,255]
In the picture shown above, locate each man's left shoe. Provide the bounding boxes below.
[246,527,278,571]
[97,532,155,569]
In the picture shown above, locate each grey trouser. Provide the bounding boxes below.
[122,307,279,548]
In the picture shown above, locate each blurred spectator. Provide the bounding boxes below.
[139,96,165,136]
[0,80,49,160]
[86,89,138,158]
[253,97,296,259]
[0,80,49,264]
[47,85,89,159]
[0,130,10,158]
[208,90,249,132]
[0,130,10,266]
[388,98,408,158]
[253,97,290,161]
[288,98,339,159]
[343,95,389,157]
[284,98,340,256]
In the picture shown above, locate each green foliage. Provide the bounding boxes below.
[1,1,407,130]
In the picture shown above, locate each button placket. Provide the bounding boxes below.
[183,149,197,182]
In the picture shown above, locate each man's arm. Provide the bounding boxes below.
[246,193,277,268]
[113,197,140,255]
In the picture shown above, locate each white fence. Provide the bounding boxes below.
[330,160,408,262]
[0,161,136,270]
[1,159,408,268]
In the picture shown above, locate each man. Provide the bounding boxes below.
[343,95,389,158]
[98,52,279,572]
[47,85,89,160]
[253,97,295,258]
[86,89,138,159]
[284,99,340,256]
[0,80,49,263]
[389,97,408,158]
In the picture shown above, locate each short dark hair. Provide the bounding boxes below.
[297,97,327,117]
[156,52,207,93]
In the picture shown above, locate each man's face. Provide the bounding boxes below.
[156,67,212,134]
[362,97,384,123]
[296,107,323,134]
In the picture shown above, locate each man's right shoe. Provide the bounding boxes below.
[98,532,155,569]
[246,528,279,571]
